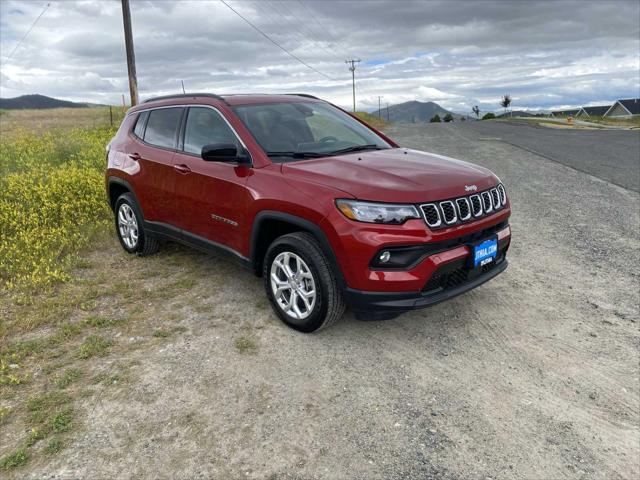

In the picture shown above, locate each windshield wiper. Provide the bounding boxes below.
[328,144,383,155]
[266,151,328,158]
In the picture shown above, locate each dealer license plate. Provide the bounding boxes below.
[473,237,498,267]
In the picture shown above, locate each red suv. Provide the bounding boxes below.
[106,93,511,332]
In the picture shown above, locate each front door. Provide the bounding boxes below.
[171,106,252,254]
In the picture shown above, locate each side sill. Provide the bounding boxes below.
[144,221,252,270]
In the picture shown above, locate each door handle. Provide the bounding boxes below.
[173,164,192,174]
[128,152,141,161]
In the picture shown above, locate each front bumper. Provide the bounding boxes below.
[342,224,511,316]
[345,257,508,315]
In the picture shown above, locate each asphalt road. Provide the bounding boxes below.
[20,122,640,480]
[450,120,640,192]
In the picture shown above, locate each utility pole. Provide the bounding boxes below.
[345,59,360,112]
[121,0,138,106]
[377,96,384,119]
[181,80,186,94]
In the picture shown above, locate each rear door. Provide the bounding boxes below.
[171,106,252,254]
[129,107,184,224]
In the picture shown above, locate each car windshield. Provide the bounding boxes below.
[232,101,391,162]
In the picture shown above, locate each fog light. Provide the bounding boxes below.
[379,251,391,263]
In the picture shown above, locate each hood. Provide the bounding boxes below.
[282,148,498,203]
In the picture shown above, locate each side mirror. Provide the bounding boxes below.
[201,143,250,165]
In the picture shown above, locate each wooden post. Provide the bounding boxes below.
[109,106,113,127]
[121,0,139,106]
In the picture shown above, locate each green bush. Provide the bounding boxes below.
[444,113,454,122]
[482,112,496,120]
[0,127,115,291]
[430,114,441,123]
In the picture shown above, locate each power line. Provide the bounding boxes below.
[4,2,51,62]
[219,0,335,81]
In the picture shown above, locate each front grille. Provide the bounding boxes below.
[420,184,507,229]
[440,201,457,224]
[421,204,441,228]
[456,198,471,221]
[498,184,507,205]
[481,191,493,213]
[470,195,482,217]
[490,188,500,208]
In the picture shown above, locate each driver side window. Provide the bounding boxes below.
[183,107,238,155]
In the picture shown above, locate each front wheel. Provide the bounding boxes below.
[263,232,345,332]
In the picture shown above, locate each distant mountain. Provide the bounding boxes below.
[372,100,457,123]
[0,94,90,109]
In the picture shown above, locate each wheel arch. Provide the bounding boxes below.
[250,211,346,289]
[107,177,141,213]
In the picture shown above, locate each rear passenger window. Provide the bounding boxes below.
[144,108,183,149]
[133,111,148,138]
[183,107,238,155]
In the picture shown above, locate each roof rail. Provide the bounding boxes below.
[286,93,321,100]
[142,93,224,104]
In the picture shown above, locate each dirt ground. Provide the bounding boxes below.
[6,122,640,479]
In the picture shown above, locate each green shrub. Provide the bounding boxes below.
[482,112,496,120]
[430,114,441,123]
[0,127,115,291]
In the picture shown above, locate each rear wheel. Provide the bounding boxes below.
[114,193,159,256]
[263,232,345,332]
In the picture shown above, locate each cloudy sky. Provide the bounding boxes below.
[1,0,639,113]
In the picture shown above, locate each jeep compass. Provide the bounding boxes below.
[106,93,511,332]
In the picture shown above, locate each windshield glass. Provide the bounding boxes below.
[232,102,391,162]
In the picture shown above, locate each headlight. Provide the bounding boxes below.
[336,199,420,224]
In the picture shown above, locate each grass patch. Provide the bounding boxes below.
[0,448,28,470]
[43,438,63,455]
[26,391,70,424]
[84,315,121,328]
[234,336,257,355]
[25,427,45,447]
[76,335,112,359]
[153,329,170,338]
[49,407,74,433]
[55,368,81,389]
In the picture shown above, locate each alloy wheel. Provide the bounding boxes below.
[117,203,139,249]
[270,251,317,320]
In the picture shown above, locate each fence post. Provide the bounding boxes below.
[109,106,113,127]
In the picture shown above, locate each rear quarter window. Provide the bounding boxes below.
[133,111,149,138]
[143,107,183,149]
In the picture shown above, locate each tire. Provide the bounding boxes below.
[114,193,159,256]
[263,232,345,333]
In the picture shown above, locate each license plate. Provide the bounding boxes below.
[473,237,498,267]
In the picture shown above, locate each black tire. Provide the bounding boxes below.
[263,232,345,333]
[114,193,159,256]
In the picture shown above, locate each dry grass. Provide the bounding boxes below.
[0,107,125,136]
[353,111,390,130]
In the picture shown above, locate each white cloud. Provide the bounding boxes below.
[0,0,638,113]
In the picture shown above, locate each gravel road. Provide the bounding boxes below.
[23,122,639,480]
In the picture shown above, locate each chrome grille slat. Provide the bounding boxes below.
[440,200,457,224]
[420,203,442,228]
[422,184,506,229]
[456,197,471,221]
[470,194,483,217]
[490,188,500,208]
[481,191,493,213]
